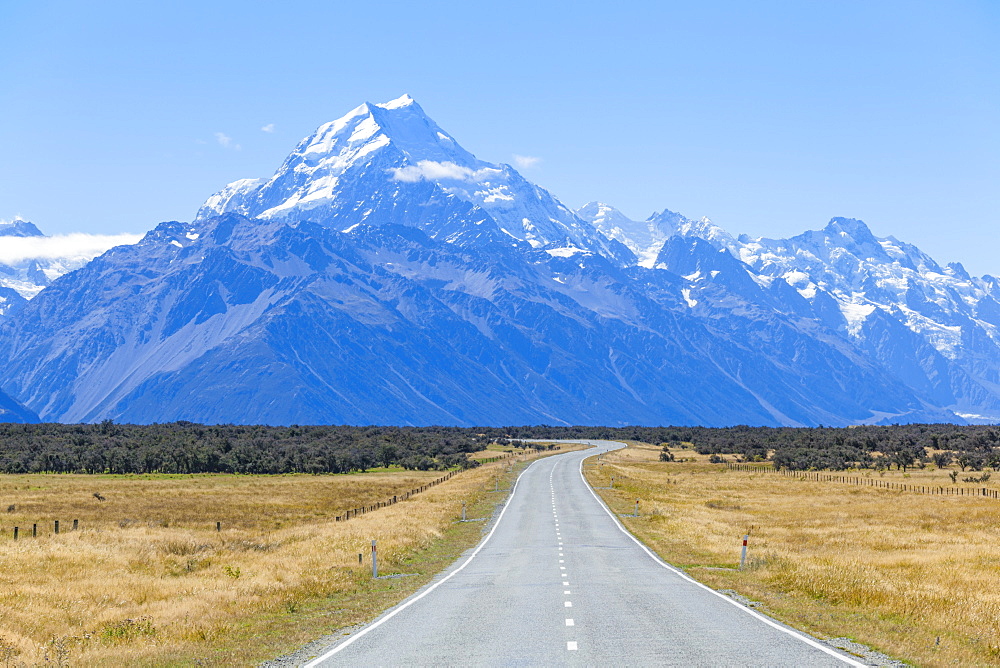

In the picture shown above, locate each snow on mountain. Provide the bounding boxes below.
[0,219,45,238]
[0,96,992,427]
[198,95,632,264]
[576,203,682,267]
[0,288,27,319]
[0,219,141,303]
[724,218,999,353]
[652,214,1000,422]
[0,211,945,426]
[581,192,1000,422]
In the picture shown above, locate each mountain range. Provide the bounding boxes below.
[0,95,996,426]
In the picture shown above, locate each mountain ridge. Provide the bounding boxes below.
[1,96,994,426]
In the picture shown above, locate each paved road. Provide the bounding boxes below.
[306,441,863,666]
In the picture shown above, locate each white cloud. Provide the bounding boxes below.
[214,132,241,150]
[0,233,143,266]
[512,154,541,169]
[389,160,501,183]
[260,123,275,133]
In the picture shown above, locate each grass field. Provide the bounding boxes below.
[585,441,1000,667]
[0,446,572,666]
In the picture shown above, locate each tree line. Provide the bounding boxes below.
[1,421,997,475]
[0,422,491,474]
[476,424,1000,471]
[675,424,1000,471]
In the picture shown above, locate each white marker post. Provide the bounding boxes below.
[462,501,467,521]
[610,476,614,488]
[634,499,640,517]
[739,534,749,570]
[372,540,378,578]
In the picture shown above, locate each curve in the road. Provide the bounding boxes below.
[304,441,866,667]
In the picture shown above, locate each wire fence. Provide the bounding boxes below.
[725,462,999,499]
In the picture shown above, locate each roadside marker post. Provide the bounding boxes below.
[372,540,378,578]
[740,526,756,570]
[635,499,640,517]
[462,501,467,521]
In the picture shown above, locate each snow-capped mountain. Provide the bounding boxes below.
[621,214,1000,422]
[576,203,675,267]
[0,96,991,426]
[0,219,141,314]
[198,95,633,264]
[0,220,52,306]
[0,211,945,425]
[575,203,724,269]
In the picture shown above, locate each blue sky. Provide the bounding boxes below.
[2,1,998,274]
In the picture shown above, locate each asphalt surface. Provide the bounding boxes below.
[306,440,865,667]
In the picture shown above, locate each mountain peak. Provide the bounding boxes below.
[577,202,627,226]
[0,219,44,237]
[823,217,877,244]
[196,95,480,222]
[578,204,683,268]
[284,95,474,174]
[195,97,626,262]
[374,93,417,110]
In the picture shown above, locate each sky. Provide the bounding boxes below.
[2,1,999,274]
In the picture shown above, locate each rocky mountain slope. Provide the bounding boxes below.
[0,96,990,426]
[581,205,1000,422]
[0,388,38,423]
[0,219,139,315]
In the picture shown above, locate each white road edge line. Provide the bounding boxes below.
[578,442,866,668]
[303,456,542,666]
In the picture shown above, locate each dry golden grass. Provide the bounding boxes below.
[585,443,1000,666]
[0,451,564,666]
